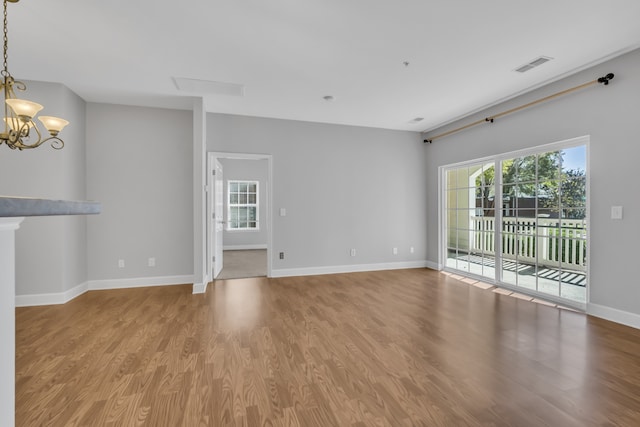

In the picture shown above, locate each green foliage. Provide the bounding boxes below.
[476,150,585,218]
[559,169,586,218]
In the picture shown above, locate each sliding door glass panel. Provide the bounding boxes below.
[458,257,470,273]
[499,146,586,302]
[445,162,496,278]
[561,269,586,301]
[561,146,586,174]
[475,163,496,279]
[559,145,587,302]
[479,231,496,279]
[446,227,458,269]
[501,231,517,286]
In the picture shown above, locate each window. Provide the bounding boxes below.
[227,180,259,230]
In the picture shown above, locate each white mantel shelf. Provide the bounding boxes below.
[0,197,100,426]
[0,196,101,217]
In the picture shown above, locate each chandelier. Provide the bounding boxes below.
[0,0,68,150]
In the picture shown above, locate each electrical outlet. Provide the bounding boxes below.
[148,257,156,267]
[279,252,284,260]
[350,248,356,257]
[410,246,415,254]
[393,247,398,255]
[118,259,125,268]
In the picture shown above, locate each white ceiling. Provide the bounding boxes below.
[7,0,640,132]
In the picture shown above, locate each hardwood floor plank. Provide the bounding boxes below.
[16,270,640,426]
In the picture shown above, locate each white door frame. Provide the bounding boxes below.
[206,152,273,279]
[211,159,224,278]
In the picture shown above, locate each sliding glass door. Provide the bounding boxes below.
[442,137,588,305]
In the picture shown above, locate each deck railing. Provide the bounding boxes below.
[471,217,587,272]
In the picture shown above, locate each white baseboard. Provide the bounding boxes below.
[223,244,267,250]
[271,260,428,278]
[425,260,442,270]
[587,303,640,330]
[16,281,89,307]
[16,275,195,307]
[88,275,194,291]
[192,282,208,294]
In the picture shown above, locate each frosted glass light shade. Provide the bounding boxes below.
[38,116,69,135]
[5,98,43,119]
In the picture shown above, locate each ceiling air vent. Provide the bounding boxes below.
[514,56,553,73]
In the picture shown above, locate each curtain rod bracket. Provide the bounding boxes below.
[597,73,614,85]
[423,139,432,144]
[485,118,494,123]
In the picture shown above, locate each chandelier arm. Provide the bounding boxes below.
[7,120,44,149]
[11,78,25,91]
[17,118,29,137]
[43,136,64,150]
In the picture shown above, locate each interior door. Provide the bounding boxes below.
[213,159,224,278]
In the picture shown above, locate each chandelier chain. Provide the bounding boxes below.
[2,0,8,77]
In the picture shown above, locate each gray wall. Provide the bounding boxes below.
[207,114,427,271]
[86,103,194,281]
[424,48,640,315]
[219,158,269,249]
[0,81,87,296]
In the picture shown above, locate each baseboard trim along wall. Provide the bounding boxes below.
[192,282,207,294]
[424,260,442,270]
[587,303,640,330]
[271,260,429,278]
[223,244,268,250]
[15,281,89,307]
[87,275,195,291]
[15,275,194,307]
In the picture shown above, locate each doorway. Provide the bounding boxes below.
[207,152,273,280]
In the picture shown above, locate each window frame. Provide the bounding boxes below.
[226,180,259,231]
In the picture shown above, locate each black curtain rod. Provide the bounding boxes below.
[423,73,614,144]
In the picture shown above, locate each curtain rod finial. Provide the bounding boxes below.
[597,73,614,85]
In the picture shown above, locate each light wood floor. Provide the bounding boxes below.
[16,269,640,426]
